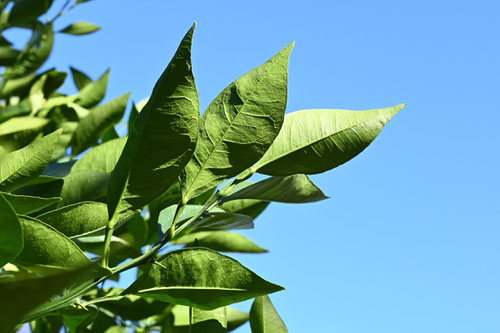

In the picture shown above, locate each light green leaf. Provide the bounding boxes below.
[224,174,327,203]
[0,46,20,66]
[8,0,54,25]
[171,305,249,332]
[14,216,91,273]
[124,247,284,310]
[172,231,268,253]
[60,22,101,35]
[0,130,61,192]
[179,212,254,237]
[0,116,50,151]
[1,192,61,214]
[75,69,110,108]
[70,66,92,91]
[252,105,405,176]
[219,199,269,220]
[36,201,108,238]
[0,194,23,267]
[107,24,199,223]
[0,102,31,123]
[0,73,37,98]
[71,93,130,155]
[180,43,293,202]
[158,204,224,235]
[250,295,288,333]
[0,263,106,332]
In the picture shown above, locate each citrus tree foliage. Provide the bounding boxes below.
[0,1,404,331]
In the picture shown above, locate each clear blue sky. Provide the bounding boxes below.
[27,0,500,331]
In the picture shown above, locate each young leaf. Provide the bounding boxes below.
[0,130,61,192]
[0,194,23,267]
[251,105,404,176]
[219,199,269,219]
[70,66,92,91]
[8,0,54,25]
[36,201,108,238]
[180,43,293,202]
[75,69,110,108]
[1,192,61,214]
[71,92,130,155]
[172,231,268,253]
[224,174,327,203]
[250,295,288,333]
[107,24,199,223]
[60,22,101,35]
[14,216,91,273]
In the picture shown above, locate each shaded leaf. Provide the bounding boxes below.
[180,43,293,202]
[60,22,101,35]
[219,199,269,220]
[172,305,249,332]
[70,66,92,91]
[158,204,224,236]
[0,46,20,66]
[76,235,141,267]
[252,105,404,176]
[1,192,61,214]
[8,0,54,25]
[0,116,50,151]
[75,69,109,108]
[124,247,283,310]
[0,194,23,267]
[250,295,287,333]
[179,212,254,237]
[173,231,268,253]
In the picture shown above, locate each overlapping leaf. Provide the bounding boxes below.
[250,295,288,333]
[0,194,23,267]
[173,231,268,253]
[2,192,61,214]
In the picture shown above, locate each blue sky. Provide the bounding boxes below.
[22,0,500,331]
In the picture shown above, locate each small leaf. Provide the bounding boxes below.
[181,212,254,236]
[171,305,249,332]
[0,194,23,267]
[107,24,199,223]
[124,247,283,310]
[60,22,101,35]
[14,216,91,273]
[36,201,108,238]
[1,192,61,214]
[70,67,92,91]
[75,69,110,108]
[0,130,61,192]
[252,105,404,176]
[173,231,268,253]
[8,0,54,25]
[158,204,224,235]
[180,43,293,202]
[250,295,288,333]
[219,199,269,220]
[71,92,130,155]
[224,174,327,203]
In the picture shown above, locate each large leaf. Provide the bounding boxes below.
[124,247,283,310]
[224,174,327,203]
[71,93,130,155]
[75,69,109,108]
[249,295,288,333]
[107,24,199,223]
[0,194,23,267]
[171,305,249,332]
[60,137,126,205]
[0,263,106,332]
[0,130,61,192]
[1,192,61,214]
[219,199,269,219]
[60,22,101,35]
[251,105,404,176]
[180,43,293,202]
[36,201,108,238]
[0,116,50,151]
[172,231,268,253]
[14,216,91,273]
[8,0,54,25]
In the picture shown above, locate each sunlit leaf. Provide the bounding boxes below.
[250,295,288,333]
[60,22,101,35]
[0,193,23,267]
[172,231,268,253]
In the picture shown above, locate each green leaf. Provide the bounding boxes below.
[1,192,61,214]
[76,235,141,267]
[14,216,91,273]
[61,305,98,333]
[75,69,110,108]
[124,247,283,310]
[100,126,119,143]
[0,130,61,192]
[250,295,288,333]
[224,174,327,203]
[0,102,31,123]
[71,93,130,155]
[0,46,20,66]
[0,116,50,151]
[60,137,126,205]
[158,204,224,235]
[171,305,249,332]
[179,212,254,236]
[8,0,54,25]
[172,231,268,253]
[0,263,106,332]
[0,73,37,98]
[107,24,199,222]
[219,199,269,220]
[36,201,108,238]
[60,22,101,35]
[0,194,23,267]
[180,43,293,202]
[44,105,79,158]
[4,23,54,79]
[70,66,92,91]
[252,105,405,176]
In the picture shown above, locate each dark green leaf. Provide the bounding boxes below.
[75,69,109,108]
[70,66,92,91]
[0,130,61,192]
[61,305,98,333]
[219,199,269,220]
[36,201,108,238]
[180,43,293,202]
[100,126,119,143]
[1,192,61,214]
[71,92,130,155]
[107,24,199,223]
[0,194,23,267]
[0,102,31,123]
[224,174,327,203]
[124,247,283,310]
[8,0,54,25]
[250,295,288,333]
[0,46,20,66]
[76,235,141,267]
[173,231,268,253]
[60,22,101,35]
[252,105,405,176]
